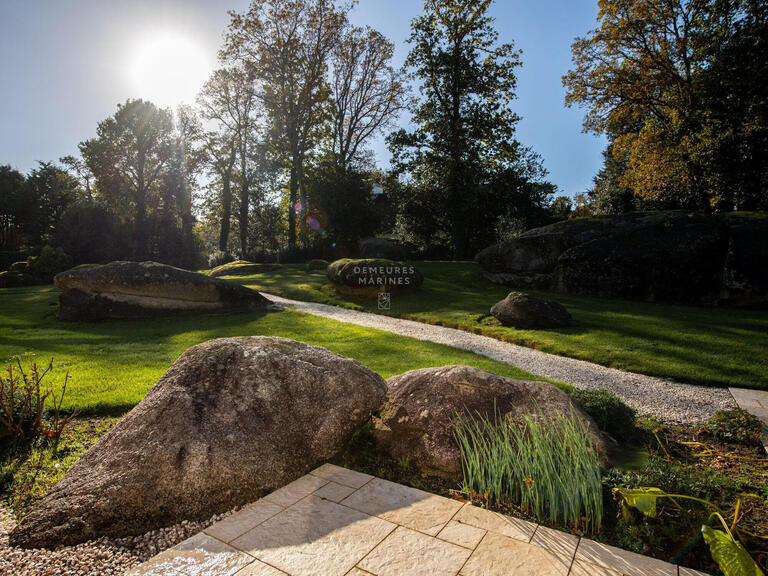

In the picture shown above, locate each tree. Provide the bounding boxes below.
[564,0,768,211]
[223,0,348,250]
[0,165,25,250]
[80,99,175,258]
[20,162,81,247]
[389,0,533,257]
[196,70,258,252]
[328,25,406,172]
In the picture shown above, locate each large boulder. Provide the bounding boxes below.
[54,261,271,320]
[10,337,387,548]
[373,365,606,478]
[327,258,423,296]
[476,212,768,307]
[490,292,572,329]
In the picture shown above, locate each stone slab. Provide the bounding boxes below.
[460,531,570,576]
[575,538,677,576]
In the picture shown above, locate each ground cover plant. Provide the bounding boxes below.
[233,260,768,389]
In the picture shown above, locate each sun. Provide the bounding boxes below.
[131,33,211,108]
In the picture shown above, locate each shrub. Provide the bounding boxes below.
[455,410,603,532]
[0,358,73,447]
[570,388,637,442]
[307,259,329,271]
[54,203,129,264]
[208,250,236,269]
[26,245,73,282]
[705,409,764,446]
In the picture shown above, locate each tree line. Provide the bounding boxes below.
[1,0,766,273]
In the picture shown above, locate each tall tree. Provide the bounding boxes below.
[20,162,81,247]
[196,70,259,252]
[223,0,347,250]
[328,26,406,172]
[564,0,767,211]
[0,165,26,249]
[80,99,175,258]
[389,0,526,257]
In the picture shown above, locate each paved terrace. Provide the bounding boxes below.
[127,464,709,576]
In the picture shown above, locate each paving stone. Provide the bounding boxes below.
[314,481,358,503]
[530,525,579,571]
[345,569,375,576]
[568,559,622,576]
[436,520,486,549]
[453,503,536,542]
[232,495,396,576]
[126,533,253,576]
[340,477,462,536]
[460,531,570,576]
[262,474,329,508]
[205,501,284,543]
[234,559,289,575]
[310,463,373,488]
[358,526,471,576]
[575,538,677,576]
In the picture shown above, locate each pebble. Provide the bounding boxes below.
[0,504,237,576]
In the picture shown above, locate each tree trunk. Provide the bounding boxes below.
[238,145,249,257]
[288,157,299,251]
[219,174,232,251]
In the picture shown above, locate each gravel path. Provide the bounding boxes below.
[266,293,735,424]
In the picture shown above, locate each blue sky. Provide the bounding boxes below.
[0,0,606,197]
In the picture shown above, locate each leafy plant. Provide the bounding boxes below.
[705,409,764,446]
[616,488,766,575]
[0,358,74,447]
[570,388,637,442]
[208,250,236,269]
[455,409,603,532]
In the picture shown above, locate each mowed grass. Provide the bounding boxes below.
[0,285,546,414]
[234,261,768,390]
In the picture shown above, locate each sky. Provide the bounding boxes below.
[0,0,607,197]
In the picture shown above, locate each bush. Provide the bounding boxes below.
[54,203,129,264]
[705,409,764,446]
[570,388,637,442]
[0,358,73,447]
[26,246,73,282]
[455,411,603,532]
[208,250,236,269]
[307,259,329,271]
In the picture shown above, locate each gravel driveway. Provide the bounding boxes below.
[265,294,735,424]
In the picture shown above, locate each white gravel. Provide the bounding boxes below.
[0,503,240,576]
[266,293,736,424]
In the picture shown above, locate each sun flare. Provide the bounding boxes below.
[131,33,211,108]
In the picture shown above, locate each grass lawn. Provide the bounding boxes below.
[231,261,768,390]
[0,284,547,414]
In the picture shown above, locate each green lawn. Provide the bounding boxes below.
[0,285,547,414]
[232,261,768,390]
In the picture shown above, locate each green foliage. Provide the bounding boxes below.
[26,246,73,282]
[307,259,329,271]
[705,409,765,446]
[702,516,765,576]
[455,410,603,532]
[569,388,637,441]
[0,358,73,447]
[54,203,129,265]
[208,250,236,269]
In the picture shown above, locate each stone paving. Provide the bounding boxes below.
[127,464,708,576]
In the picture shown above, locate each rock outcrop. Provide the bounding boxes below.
[476,212,768,306]
[490,292,572,329]
[373,365,606,478]
[54,261,271,320]
[10,337,387,548]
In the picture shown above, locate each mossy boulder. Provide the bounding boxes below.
[327,258,423,295]
[476,212,768,306]
[306,259,329,271]
[209,260,281,277]
[54,261,272,321]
